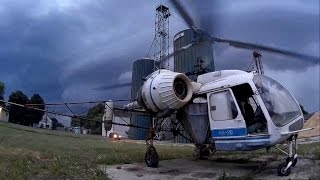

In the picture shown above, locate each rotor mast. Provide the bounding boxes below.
[247,51,264,74]
[253,51,264,74]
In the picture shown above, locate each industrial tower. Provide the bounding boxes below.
[151,4,171,70]
[146,4,177,141]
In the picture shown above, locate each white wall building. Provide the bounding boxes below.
[38,114,53,129]
[102,102,131,138]
[108,115,130,138]
[0,107,9,122]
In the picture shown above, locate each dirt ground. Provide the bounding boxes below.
[299,112,320,138]
[103,154,320,180]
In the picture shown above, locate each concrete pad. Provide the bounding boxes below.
[102,156,320,180]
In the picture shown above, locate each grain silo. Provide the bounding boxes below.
[174,29,215,81]
[173,29,213,143]
[128,58,155,140]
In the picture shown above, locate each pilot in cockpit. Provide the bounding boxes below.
[237,95,269,134]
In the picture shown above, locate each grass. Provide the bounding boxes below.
[1,121,319,179]
[0,122,193,180]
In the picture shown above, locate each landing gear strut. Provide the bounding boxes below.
[274,135,298,176]
[145,127,159,168]
[193,144,215,160]
[145,145,159,167]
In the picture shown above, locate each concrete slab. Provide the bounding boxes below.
[102,156,320,180]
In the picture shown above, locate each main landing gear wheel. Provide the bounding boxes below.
[145,146,159,168]
[193,144,213,160]
[192,147,200,160]
[277,162,292,176]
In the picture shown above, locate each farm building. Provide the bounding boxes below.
[38,114,53,129]
[107,110,131,138]
[0,107,9,122]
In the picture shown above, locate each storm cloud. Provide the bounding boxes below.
[0,0,319,119]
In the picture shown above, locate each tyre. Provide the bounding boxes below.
[277,163,291,176]
[192,148,200,160]
[199,149,210,160]
[145,147,159,168]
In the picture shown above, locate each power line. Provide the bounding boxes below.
[25,99,131,106]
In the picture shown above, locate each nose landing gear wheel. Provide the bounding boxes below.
[274,135,298,176]
[277,163,291,176]
[145,146,159,168]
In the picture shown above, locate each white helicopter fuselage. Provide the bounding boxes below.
[196,70,304,150]
[130,69,305,151]
[114,68,310,174]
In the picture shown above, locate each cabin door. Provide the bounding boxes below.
[207,89,247,139]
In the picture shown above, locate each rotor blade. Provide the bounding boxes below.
[191,0,220,35]
[213,37,320,63]
[159,43,194,64]
[94,82,131,91]
[170,0,197,32]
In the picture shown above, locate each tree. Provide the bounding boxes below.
[57,122,64,127]
[8,91,29,125]
[8,91,45,126]
[51,117,65,130]
[70,103,104,134]
[0,81,4,97]
[299,104,309,115]
[85,103,104,134]
[52,117,58,130]
[29,94,45,125]
[0,81,5,107]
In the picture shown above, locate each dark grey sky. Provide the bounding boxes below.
[0,0,319,121]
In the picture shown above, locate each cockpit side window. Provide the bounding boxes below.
[209,90,238,121]
[253,75,301,127]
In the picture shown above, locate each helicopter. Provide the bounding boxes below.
[103,66,315,176]
[101,0,318,176]
[0,0,318,177]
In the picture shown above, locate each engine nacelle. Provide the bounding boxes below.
[138,69,193,113]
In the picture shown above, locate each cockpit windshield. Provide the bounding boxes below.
[253,75,301,127]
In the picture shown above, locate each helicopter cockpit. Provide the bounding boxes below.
[230,82,268,135]
[253,74,302,128]
[197,70,304,151]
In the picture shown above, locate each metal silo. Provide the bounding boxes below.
[173,29,213,143]
[174,29,215,81]
[131,58,155,100]
[128,58,155,140]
